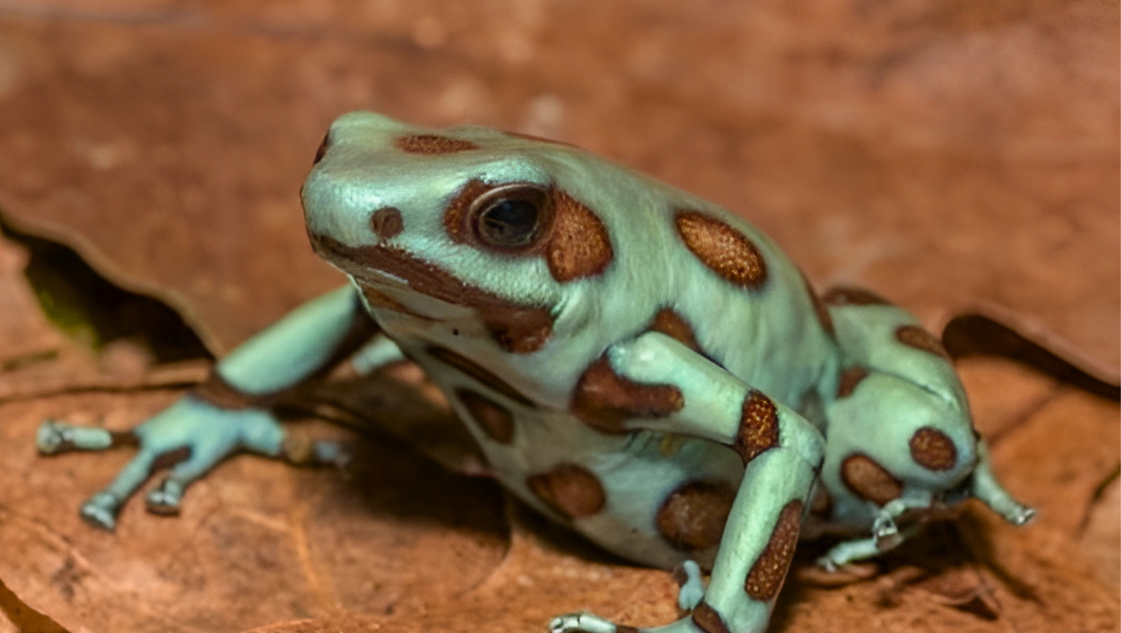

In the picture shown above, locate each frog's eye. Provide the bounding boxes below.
[470,184,551,251]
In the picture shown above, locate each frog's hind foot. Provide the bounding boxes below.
[969,440,1036,526]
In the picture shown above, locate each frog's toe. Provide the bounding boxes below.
[145,478,185,516]
[674,560,705,611]
[548,613,617,633]
[37,420,125,455]
[80,492,122,530]
[143,446,227,515]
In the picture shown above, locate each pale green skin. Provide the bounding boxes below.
[38,112,1033,633]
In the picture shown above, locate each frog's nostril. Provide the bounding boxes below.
[370,207,404,240]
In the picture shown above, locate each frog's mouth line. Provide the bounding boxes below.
[308,232,555,354]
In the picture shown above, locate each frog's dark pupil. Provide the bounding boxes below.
[481,199,539,245]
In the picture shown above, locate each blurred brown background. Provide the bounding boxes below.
[0,2,1116,633]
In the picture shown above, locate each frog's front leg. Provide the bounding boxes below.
[37,284,384,529]
[555,333,824,633]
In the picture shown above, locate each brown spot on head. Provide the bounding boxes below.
[426,346,534,407]
[822,286,891,306]
[395,133,479,154]
[734,391,780,464]
[909,427,958,471]
[675,210,768,290]
[570,355,684,434]
[841,455,903,505]
[744,500,803,601]
[801,272,835,336]
[836,366,870,398]
[310,235,555,354]
[527,463,606,519]
[896,325,951,360]
[484,307,555,354]
[455,388,515,444]
[656,480,735,552]
[545,188,613,281]
[370,207,404,240]
[647,309,700,351]
[691,603,731,633]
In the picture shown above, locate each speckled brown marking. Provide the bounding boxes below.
[822,286,891,306]
[896,325,951,360]
[648,308,700,351]
[801,271,834,336]
[656,481,735,551]
[744,500,803,602]
[836,366,870,398]
[841,455,903,504]
[310,235,554,353]
[527,463,606,519]
[909,427,957,471]
[456,388,515,444]
[427,346,534,407]
[734,391,780,464]
[370,207,404,240]
[545,188,613,281]
[395,133,479,154]
[675,210,768,290]
[691,603,732,633]
[570,356,684,434]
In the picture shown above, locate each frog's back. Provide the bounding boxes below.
[528,143,841,412]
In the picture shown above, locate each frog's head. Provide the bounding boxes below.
[300,112,622,354]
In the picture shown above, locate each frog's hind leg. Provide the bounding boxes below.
[813,286,1034,569]
[969,439,1035,526]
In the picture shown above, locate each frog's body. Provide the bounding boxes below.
[38,113,1033,633]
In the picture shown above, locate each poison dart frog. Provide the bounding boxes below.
[38,112,1034,633]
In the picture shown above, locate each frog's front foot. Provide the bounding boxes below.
[548,613,618,633]
[38,397,345,530]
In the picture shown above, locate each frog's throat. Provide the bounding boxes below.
[309,233,555,354]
